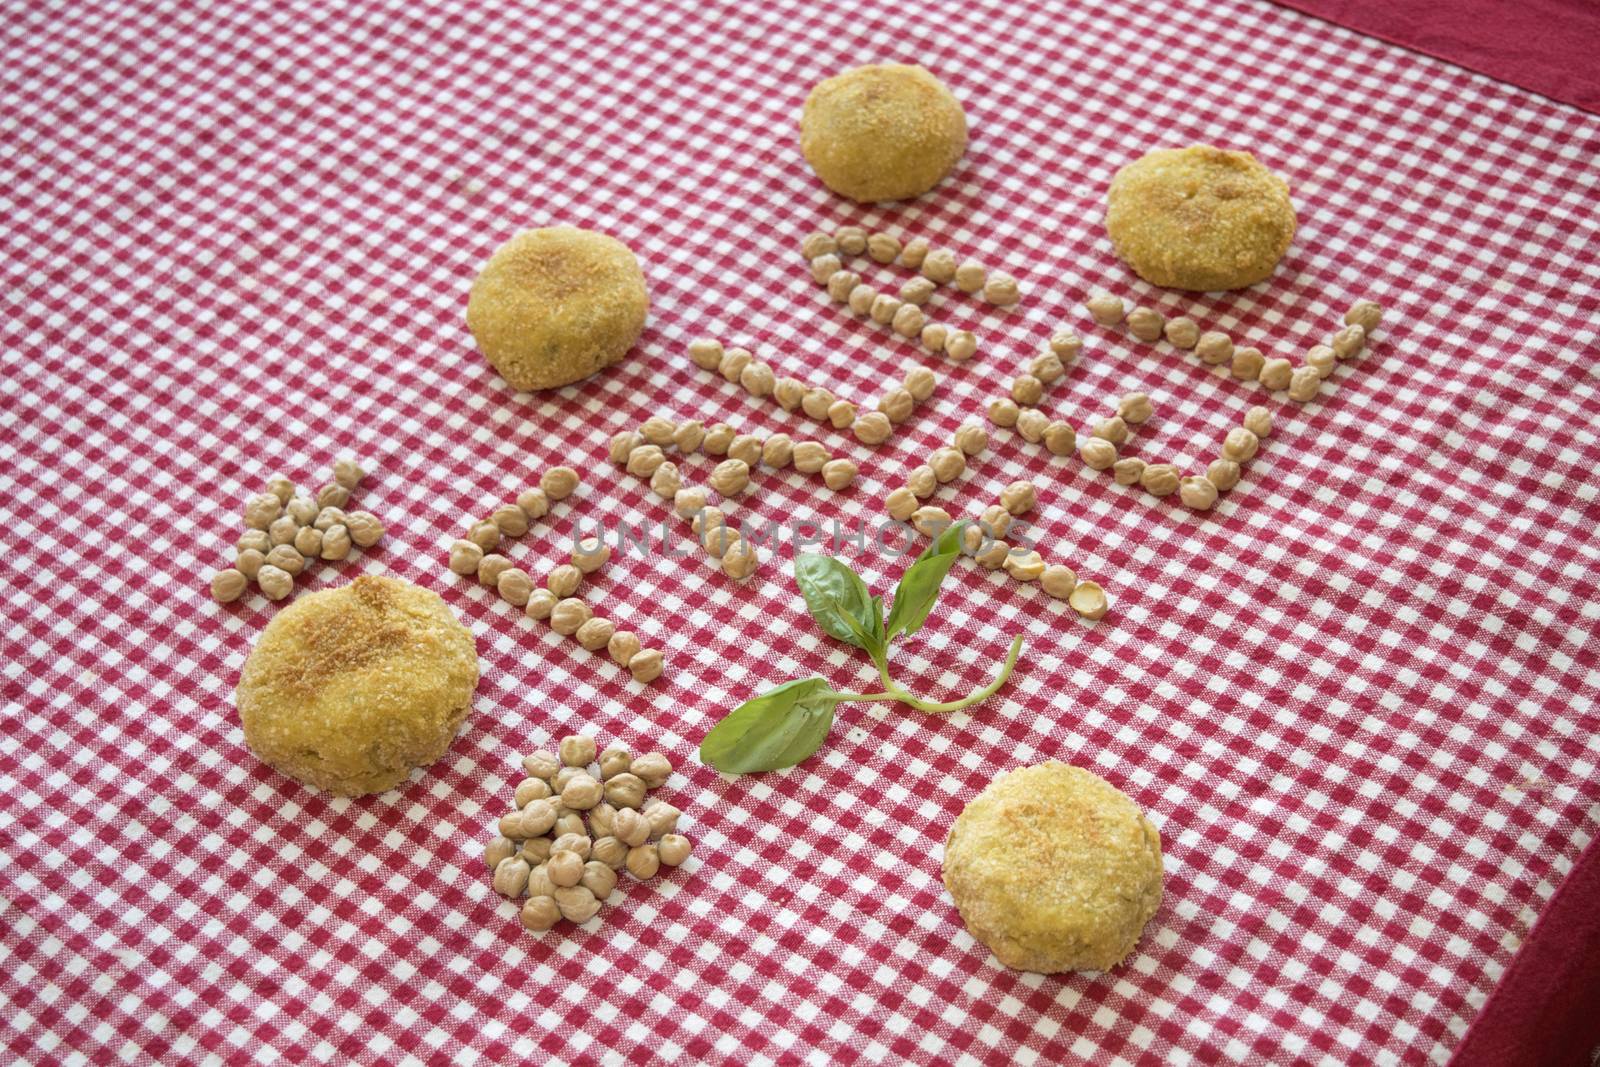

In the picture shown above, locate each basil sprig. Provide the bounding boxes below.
[699,522,1025,774]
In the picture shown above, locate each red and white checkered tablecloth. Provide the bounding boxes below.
[3,0,1598,1063]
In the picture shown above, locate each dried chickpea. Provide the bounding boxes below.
[1000,480,1036,515]
[885,487,918,522]
[598,748,631,780]
[547,850,585,888]
[607,631,641,668]
[1085,292,1125,325]
[1043,421,1076,456]
[826,399,857,430]
[827,270,861,302]
[628,648,665,683]
[448,539,483,575]
[315,484,351,511]
[547,564,583,598]
[517,487,550,523]
[268,515,299,547]
[265,475,295,506]
[978,504,1013,539]
[1288,366,1322,402]
[1243,406,1273,438]
[485,835,518,870]
[702,423,736,455]
[1118,392,1153,425]
[944,330,978,361]
[1231,347,1265,381]
[552,808,587,838]
[1222,427,1260,463]
[800,231,836,260]
[709,458,751,497]
[236,548,266,580]
[869,294,901,325]
[1345,300,1382,333]
[650,461,681,500]
[497,567,534,607]
[588,805,618,839]
[515,778,552,807]
[905,466,937,499]
[1126,306,1164,341]
[550,834,592,864]
[1068,581,1110,620]
[920,322,948,353]
[643,800,681,837]
[266,543,306,577]
[877,388,914,424]
[1093,416,1129,446]
[892,303,926,339]
[899,236,930,269]
[791,442,829,474]
[1206,458,1242,492]
[953,423,988,456]
[921,248,958,284]
[286,498,318,527]
[312,506,346,533]
[988,398,1020,427]
[772,380,807,414]
[740,361,776,398]
[561,774,603,810]
[954,260,986,293]
[899,276,936,305]
[1332,324,1366,359]
[800,388,835,421]
[822,459,858,491]
[657,835,692,867]
[1004,550,1046,582]
[728,434,764,469]
[519,894,561,932]
[1140,463,1180,497]
[929,447,966,483]
[761,434,795,469]
[559,735,597,767]
[1112,457,1146,486]
[238,529,272,555]
[1195,331,1233,365]
[581,860,618,900]
[605,772,646,809]
[319,525,352,561]
[550,598,591,637]
[1011,374,1043,406]
[639,416,676,446]
[243,493,281,530]
[345,512,383,548]
[493,857,532,898]
[911,506,952,537]
[1014,409,1048,443]
[572,536,611,574]
[687,338,724,370]
[625,844,660,881]
[292,525,323,559]
[210,568,247,603]
[524,589,557,622]
[809,253,842,284]
[847,284,877,317]
[721,537,760,580]
[718,347,753,383]
[1029,353,1064,384]
[835,225,867,255]
[555,884,601,924]
[974,540,1009,570]
[961,523,989,557]
[625,445,666,478]
[1258,357,1293,392]
[1040,565,1077,599]
[1079,437,1117,470]
[856,226,888,261]
[853,412,892,445]
[520,839,555,870]
[544,467,582,502]
[1179,476,1218,511]
[523,751,560,780]
[1051,333,1083,363]
[1164,316,1200,348]
[484,503,525,539]
[613,809,650,848]
[576,617,614,652]
[984,273,1020,307]
[591,836,627,869]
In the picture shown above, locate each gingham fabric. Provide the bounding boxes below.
[2,0,1597,1063]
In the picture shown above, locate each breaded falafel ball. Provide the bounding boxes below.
[799,63,968,203]
[1105,145,1295,291]
[236,576,479,797]
[466,225,648,391]
[943,761,1163,973]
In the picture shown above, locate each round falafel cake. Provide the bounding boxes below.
[943,761,1163,973]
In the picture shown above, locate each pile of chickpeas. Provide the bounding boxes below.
[209,458,384,603]
[803,227,1019,365]
[485,735,691,931]
[446,468,664,683]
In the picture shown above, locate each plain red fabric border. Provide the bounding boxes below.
[1447,834,1600,1067]
[1269,0,1600,113]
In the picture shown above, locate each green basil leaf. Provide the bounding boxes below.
[698,677,840,774]
[884,520,969,642]
[794,554,880,653]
